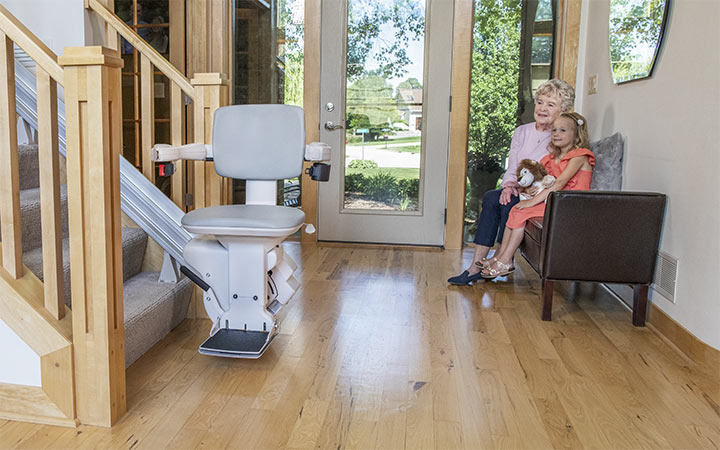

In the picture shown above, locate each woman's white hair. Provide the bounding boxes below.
[535,79,576,112]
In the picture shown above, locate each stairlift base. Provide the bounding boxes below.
[183,233,301,359]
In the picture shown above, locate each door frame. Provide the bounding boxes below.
[301,0,472,247]
[300,0,578,248]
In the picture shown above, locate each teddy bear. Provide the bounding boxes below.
[516,159,556,201]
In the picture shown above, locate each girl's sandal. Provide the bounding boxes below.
[475,257,497,270]
[481,260,515,279]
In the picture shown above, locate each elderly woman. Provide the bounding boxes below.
[449,79,576,285]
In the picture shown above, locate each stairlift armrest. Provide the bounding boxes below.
[304,142,331,162]
[304,142,332,182]
[151,143,214,162]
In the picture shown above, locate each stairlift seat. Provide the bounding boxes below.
[181,204,305,236]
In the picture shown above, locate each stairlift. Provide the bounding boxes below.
[152,105,331,358]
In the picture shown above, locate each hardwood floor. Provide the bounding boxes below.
[2,243,719,449]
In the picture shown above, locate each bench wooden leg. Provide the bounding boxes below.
[633,284,649,327]
[542,279,554,321]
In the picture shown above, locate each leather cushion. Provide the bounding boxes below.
[525,216,544,244]
[182,205,305,230]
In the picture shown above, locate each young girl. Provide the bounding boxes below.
[481,112,594,278]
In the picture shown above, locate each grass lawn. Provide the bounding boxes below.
[386,145,421,153]
[348,136,421,146]
[346,167,419,180]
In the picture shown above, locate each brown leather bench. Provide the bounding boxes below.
[518,190,667,325]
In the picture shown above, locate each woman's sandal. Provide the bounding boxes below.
[474,257,497,270]
[481,260,515,279]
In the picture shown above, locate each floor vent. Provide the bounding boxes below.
[652,251,678,303]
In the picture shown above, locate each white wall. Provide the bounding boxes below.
[0,0,86,55]
[0,319,42,386]
[577,0,720,349]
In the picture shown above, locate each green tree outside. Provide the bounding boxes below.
[466,0,522,222]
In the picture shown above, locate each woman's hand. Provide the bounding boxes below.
[499,183,519,205]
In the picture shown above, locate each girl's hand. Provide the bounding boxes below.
[515,200,533,210]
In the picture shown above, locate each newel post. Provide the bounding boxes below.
[59,47,126,427]
[191,73,229,208]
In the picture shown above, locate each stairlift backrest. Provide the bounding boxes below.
[212,105,306,180]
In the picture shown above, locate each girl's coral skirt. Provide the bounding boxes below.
[506,202,547,229]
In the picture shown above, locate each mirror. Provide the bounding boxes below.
[609,0,670,83]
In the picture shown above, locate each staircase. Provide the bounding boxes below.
[14,143,194,367]
[0,2,229,427]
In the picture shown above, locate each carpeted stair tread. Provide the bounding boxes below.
[18,144,40,191]
[3,184,69,253]
[23,227,148,306]
[123,272,194,367]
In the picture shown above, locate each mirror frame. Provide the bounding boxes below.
[609,0,671,84]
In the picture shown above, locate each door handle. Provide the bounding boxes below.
[324,121,344,131]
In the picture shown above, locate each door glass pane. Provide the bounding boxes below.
[343,0,425,212]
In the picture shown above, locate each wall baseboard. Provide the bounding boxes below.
[646,303,720,373]
[605,283,719,373]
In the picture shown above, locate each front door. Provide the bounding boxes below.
[317,0,454,246]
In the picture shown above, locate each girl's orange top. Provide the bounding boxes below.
[506,148,594,230]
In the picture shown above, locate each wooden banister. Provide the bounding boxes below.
[36,67,65,320]
[85,0,195,99]
[170,82,185,207]
[0,4,64,84]
[0,30,23,279]
[140,54,155,182]
[191,73,230,209]
[60,46,126,427]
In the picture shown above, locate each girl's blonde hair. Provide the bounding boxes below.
[549,112,589,157]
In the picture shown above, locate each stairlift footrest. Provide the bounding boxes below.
[198,329,274,359]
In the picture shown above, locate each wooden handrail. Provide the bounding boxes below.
[0,4,63,84]
[85,0,195,99]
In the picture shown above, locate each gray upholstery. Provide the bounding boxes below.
[182,204,305,230]
[213,105,305,180]
[590,132,624,190]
